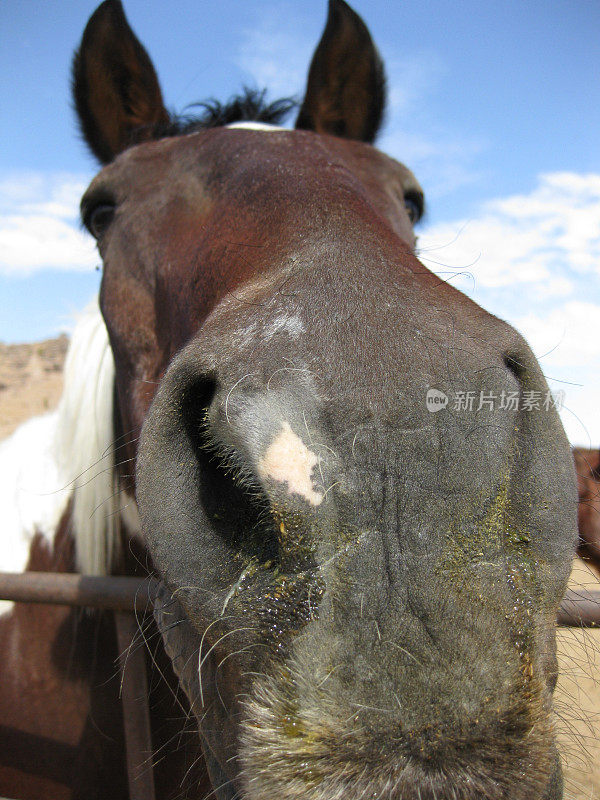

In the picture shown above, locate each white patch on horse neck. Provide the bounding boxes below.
[263,313,304,340]
[227,121,286,132]
[0,411,71,615]
[258,421,323,506]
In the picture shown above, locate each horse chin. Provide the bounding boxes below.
[238,669,561,800]
[238,748,563,800]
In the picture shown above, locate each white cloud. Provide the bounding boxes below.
[0,172,96,276]
[418,172,600,443]
[514,301,600,444]
[418,172,600,288]
[516,301,600,369]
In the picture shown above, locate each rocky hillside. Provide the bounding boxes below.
[0,335,68,440]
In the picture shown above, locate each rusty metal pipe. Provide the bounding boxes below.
[0,571,157,611]
[115,611,157,800]
[0,571,598,625]
[557,588,600,627]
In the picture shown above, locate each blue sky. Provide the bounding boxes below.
[1,0,599,443]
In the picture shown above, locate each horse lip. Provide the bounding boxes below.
[238,715,559,800]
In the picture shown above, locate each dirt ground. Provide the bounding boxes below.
[0,335,598,797]
[557,558,600,799]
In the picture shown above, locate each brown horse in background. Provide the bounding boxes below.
[573,447,600,576]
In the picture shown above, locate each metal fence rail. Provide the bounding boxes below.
[556,588,600,627]
[0,571,157,610]
[0,571,598,625]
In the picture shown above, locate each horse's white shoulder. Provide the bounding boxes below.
[0,410,70,574]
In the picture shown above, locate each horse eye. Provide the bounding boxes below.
[85,203,115,239]
[403,193,422,225]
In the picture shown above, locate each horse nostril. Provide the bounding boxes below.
[179,375,217,445]
[503,352,528,383]
[178,376,280,566]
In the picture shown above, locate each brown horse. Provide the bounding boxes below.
[573,447,600,576]
[1,0,578,798]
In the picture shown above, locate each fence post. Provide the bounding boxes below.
[114,611,156,800]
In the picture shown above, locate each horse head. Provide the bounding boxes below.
[73,2,577,798]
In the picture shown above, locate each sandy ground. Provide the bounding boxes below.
[0,335,598,797]
[556,558,600,799]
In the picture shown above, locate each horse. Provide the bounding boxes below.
[1,0,579,798]
[572,447,600,577]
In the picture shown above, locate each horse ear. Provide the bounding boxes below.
[295,0,386,143]
[72,0,170,164]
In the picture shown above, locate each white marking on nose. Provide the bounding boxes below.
[263,313,304,340]
[226,121,286,132]
[258,421,323,506]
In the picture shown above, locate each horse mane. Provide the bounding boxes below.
[53,301,120,575]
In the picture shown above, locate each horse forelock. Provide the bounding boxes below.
[145,88,297,144]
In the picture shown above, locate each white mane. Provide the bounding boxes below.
[54,300,122,574]
[0,300,132,585]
